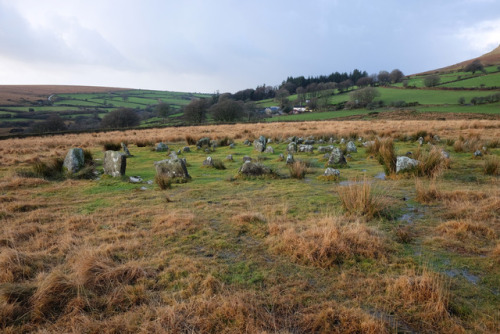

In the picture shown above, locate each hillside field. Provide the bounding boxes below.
[0,120,499,332]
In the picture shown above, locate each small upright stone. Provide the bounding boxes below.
[396,156,420,173]
[286,153,294,164]
[121,142,132,157]
[196,137,211,147]
[418,137,424,145]
[229,143,235,149]
[474,150,482,157]
[264,146,275,154]
[156,142,168,152]
[324,167,340,177]
[183,146,191,152]
[63,148,85,174]
[226,154,233,161]
[243,139,251,146]
[203,156,214,167]
[253,136,266,152]
[299,145,314,153]
[328,147,346,165]
[287,142,297,153]
[154,158,190,180]
[103,151,126,177]
[346,141,357,153]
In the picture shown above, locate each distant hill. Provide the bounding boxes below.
[418,44,500,75]
[0,85,129,105]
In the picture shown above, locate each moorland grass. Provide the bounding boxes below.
[0,122,498,332]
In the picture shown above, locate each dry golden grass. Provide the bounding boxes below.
[433,220,497,254]
[338,177,392,218]
[386,268,457,332]
[1,119,499,166]
[298,301,388,333]
[268,216,387,267]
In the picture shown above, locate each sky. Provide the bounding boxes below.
[1,0,499,93]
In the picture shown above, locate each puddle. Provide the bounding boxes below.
[398,206,424,224]
[339,180,370,186]
[374,172,386,180]
[444,269,480,285]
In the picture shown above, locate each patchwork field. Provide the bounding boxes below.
[0,120,499,332]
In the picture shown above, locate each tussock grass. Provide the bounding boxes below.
[288,161,308,179]
[185,135,197,145]
[269,216,387,267]
[72,251,150,293]
[101,141,122,151]
[413,146,449,178]
[453,137,483,153]
[433,220,496,254]
[299,301,388,333]
[154,174,172,189]
[387,268,454,331]
[338,178,392,218]
[367,138,396,175]
[0,249,47,283]
[134,139,154,147]
[484,155,499,175]
[31,270,77,321]
[437,220,496,241]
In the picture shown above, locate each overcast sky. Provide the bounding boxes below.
[1,0,499,93]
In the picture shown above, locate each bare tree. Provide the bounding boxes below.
[101,108,140,128]
[389,69,405,83]
[184,98,209,124]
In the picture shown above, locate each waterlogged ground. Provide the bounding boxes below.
[0,134,499,333]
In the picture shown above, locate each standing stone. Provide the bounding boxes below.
[63,148,85,174]
[328,147,346,165]
[156,142,169,152]
[286,154,294,164]
[203,156,214,167]
[279,153,284,160]
[196,137,211,147]
[169,151,178,159]
[396,156,420,173]
[299,145,314,153]
[210,140,218,148]
[324,168,340,177]
[243,139,251,146]
[253,136,266,152]
[441,150,450,159]
[318,146,333,153]
[418,137,424,145]
[154,158,190,179]
[287,142,297,153]
[346,141,357,153]
[474,150,482,157]
[183,146,191,152]
[340,138,345,144]
[264,146,275,154]
[229,143,235,149]
[226,154,233,161]
[304,139,315,145]
[103,151,126,177]
[121,142,132,157]
[238,161,271,176]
